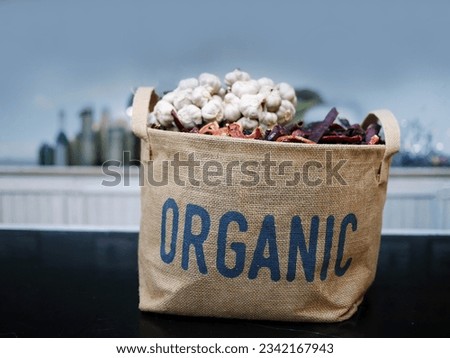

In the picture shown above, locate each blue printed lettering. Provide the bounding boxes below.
[158,198,358,282]
[335,213,356,276]
[287,216,319,282]
[320,215,335,281]
[216,211,248,278]
[181,203,210,274]
[248,215,281,282]
[160,198,179,264]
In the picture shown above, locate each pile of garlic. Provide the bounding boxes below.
[150,69,297,132]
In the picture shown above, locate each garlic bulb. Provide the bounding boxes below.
[162,91,176,104]
[172,89,193,110]
[177,104,202,128]
[178,77,199,90]
[191,86,211,108]
[258,85,273,97]
[257,77,275,87]
[264,89,282,112]
[239,94,263,120]
[211,95,223,104]
[224,92,240,106]
[259,111,278,127]
[149,69,298,130]
[231,80,259,97]
[223,103,241,122]
[153,100,175,127]
[224,69,251,87]
[237,117,259,131]
[218,87,227,97]
[277,82,297,106]
[202,100,224,123]
[276,100,296,124]
[198,73,221,95]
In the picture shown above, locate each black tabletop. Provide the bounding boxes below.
[0,229,449,338]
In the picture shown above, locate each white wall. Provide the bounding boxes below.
[0,166,140,229]
[382,168,450,231]
[0,166,449,232]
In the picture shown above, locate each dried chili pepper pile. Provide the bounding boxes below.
[153,107,383,145]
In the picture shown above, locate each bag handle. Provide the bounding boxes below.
[361,109,401,184]
[131,87,159,141]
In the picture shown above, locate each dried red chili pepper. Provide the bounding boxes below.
[216,127,230,136]
[368,134,380,145]
[319,135,363,144]
[364,123,381,143]
[345,124,365,138]
[338,118,351,129]
[328,123,346,133]
[308,107,339,143]
[227,123,246,138]
[291,128,308,138]
[171,109,189,132]
[292,135,315,144]
[267,124,290,141]
[158,105,383,146]
[245,127,263,139]
[276,135,315,144]
[199,121,220,135]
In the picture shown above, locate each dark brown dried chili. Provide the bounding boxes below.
[308,107,339,143]
[159,106,383,145]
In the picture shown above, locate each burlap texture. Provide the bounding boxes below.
[132,87,400,322]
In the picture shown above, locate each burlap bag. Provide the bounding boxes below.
[132,87,400,322]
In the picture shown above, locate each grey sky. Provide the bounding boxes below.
[1,0,450,161]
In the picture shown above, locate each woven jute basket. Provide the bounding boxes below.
[132,87,400,322]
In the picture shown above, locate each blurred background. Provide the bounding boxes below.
[1,0,449,231]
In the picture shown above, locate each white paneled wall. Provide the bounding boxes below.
[382,168,450,230]
[0,166,449,231]
[440,189,450,228]
[0,167,141,229]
